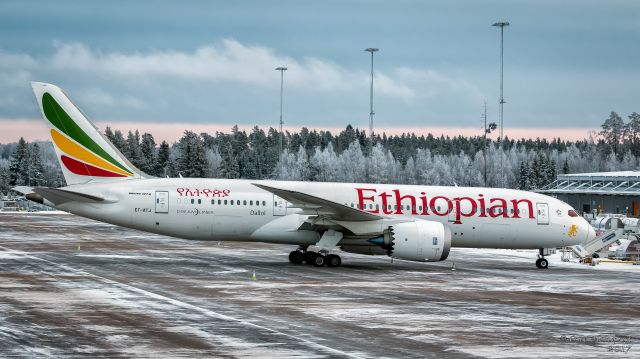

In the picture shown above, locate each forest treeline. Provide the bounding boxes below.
[0,111,639,194]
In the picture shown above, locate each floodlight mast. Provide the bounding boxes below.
[492,21,509,188]
[275,66,287,155]
[365,48,379,147]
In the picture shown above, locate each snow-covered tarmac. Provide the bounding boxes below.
[0,213,638,358]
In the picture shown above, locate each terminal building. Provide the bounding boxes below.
[538,171,640,217]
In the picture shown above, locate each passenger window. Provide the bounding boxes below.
[262,201,266,206]
[198,199,201,204]
[244,200,247,205]
[211,199,214,205]
[224,200,227,205]
[230,200,234,205]
[218,199,221,205]
[191,198,194,204]
[250,200,253,205]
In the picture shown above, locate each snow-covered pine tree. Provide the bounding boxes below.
[105,128,127,154]
[177,131,208,178]
[518,161,532,190]
[0,165,10,194]
[125,130,145,170]
[8,137,29,186]
[205,147,223,178]
[296,146,311,181]
[156,141,170,177]
[28,143,46,186]
[139,133,157,175]
[219,142,240,179]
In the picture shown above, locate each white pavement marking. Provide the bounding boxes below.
[0,245,368,359]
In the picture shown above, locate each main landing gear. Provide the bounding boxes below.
[288,246,342,267]
[535,248,549,269]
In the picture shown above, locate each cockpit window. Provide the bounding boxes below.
[568,210,579,217]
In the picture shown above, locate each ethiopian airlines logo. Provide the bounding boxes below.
[356,188,535,224]
[42,92,133,178]
[568,224,578,237]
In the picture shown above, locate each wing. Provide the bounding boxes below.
[252,183,382,222]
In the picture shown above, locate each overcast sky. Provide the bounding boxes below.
[1,0,639,142]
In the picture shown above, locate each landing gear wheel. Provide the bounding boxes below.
[303,251,317,265]
[289,250,304,264]
[326,254,342,267]
[314,254,326,267]
[536,258,548,269]
[539,258,548,269]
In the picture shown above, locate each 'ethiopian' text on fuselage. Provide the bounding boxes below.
[355,188,535,224]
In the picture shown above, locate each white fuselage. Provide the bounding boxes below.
[53,178,592,250]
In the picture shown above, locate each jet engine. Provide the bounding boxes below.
[366,219,451,262]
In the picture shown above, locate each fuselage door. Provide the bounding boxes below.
[536,203,549,225]
[155,191,169,213]
[273,195,287,216]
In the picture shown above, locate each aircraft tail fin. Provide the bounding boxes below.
[31,82,148,186]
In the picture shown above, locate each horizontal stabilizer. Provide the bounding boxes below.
[11,186,35,195]
[32,187,111,205]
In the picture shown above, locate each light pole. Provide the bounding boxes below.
[493,21,509,187]
[483,101,488,185]
[365,48,378,147]
[275,66,287,155]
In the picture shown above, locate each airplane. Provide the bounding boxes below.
[15,82,596,269]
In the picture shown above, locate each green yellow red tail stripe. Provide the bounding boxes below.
[60,155,127,177]
[42,92,133,176]
[50,129,132,176]
[42,92,134,178]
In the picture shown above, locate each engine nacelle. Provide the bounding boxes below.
[387,220,451,262]
[340,245,388,256]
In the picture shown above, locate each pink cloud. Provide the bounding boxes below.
[0,118,595,144]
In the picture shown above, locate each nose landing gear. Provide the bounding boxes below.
[535,248,549,269]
